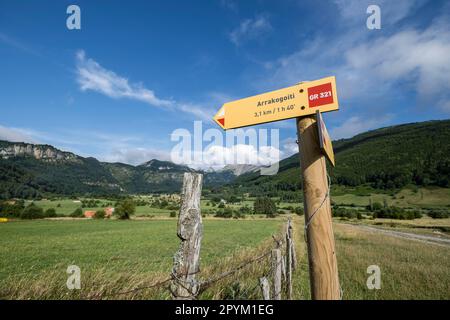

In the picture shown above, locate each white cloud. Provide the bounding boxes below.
[330,114,394,139]
[177,103,214,122]
[76,50,173,107]
[0,125,40,143]
[281,137,299,156]
[76,50,215,120]
[186,143,280,170]
[101,147,171,165]
[229,15,272,46]
[261,4,450,114]
[344,26,450,98]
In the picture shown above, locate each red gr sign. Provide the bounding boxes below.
[308,82,334,108]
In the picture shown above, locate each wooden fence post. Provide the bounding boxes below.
[285,220,293,300]
[288,218,297,270]
[259,277,271,300]
[297,116,340,300]
[171,173,203,300]
[272,249,282,300]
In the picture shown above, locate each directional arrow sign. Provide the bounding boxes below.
[316,110,335,166]
[213,76,339,130]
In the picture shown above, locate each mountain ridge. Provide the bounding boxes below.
[1,119,449,198]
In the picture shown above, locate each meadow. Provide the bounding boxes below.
[0,214,449,299]
[0,218,283,299]
[1,186,449,299]
[331,186,450,209]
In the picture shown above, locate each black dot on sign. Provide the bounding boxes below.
[299,89,304,93]
[301,106,305,110]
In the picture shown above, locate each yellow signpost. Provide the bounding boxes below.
[213,76,339,130]
[316,110,335,166]
[213,75,341,300]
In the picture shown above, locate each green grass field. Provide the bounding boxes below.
[3,185,450,300]
[331,187,450,209]
[0,218,283,299]
[1,215,449,299]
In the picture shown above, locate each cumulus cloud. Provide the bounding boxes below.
[262,2,450,114]
[229,15,272,46]
[345,25,450,98]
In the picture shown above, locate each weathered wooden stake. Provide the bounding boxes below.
[288,218,297,270]
[296,116,340,300]
[271,249,282,300]
[259,277,271,300]
[171,173,203,300]
[285,221,293,299]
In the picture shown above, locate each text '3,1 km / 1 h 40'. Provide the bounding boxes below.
[213,76,339,130]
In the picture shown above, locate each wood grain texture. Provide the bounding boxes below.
[171,173,203,300]
[297,116,340,300]
[272,249,282,300]
[259,277,271,300]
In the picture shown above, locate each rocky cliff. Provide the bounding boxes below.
[0,141,80,163]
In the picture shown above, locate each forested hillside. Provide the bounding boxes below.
[230,120,450,197]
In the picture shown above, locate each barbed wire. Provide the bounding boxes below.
[304,170,331,243]
[92,221,294,300]
[199,246,274,292]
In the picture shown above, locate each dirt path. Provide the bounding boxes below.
[338,223,450,248]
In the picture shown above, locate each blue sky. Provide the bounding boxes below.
[1,0,449,167]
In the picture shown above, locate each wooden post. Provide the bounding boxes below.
[171,173,203,300]
[285,221,293,299]
[271,249,282,300]
[259,277,271,300]
[296,116,340,300]
[288,218,297,270]
[281,255,287,282]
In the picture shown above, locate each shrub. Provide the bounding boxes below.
[239,205,252,215]
[20,204,44,219]
[115,199,136,220]
[70,207,83,218]
[332,207,359,219]
[45,208,57,218]
[372,206,421,220]
[293,207,304,216]
[233,210,245,219]
[254,197,277,217]
[0,200,25,218]
[170,211,177,218]
[428,210,449,219]
[93,210,105,219]
[214,207,233,218]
